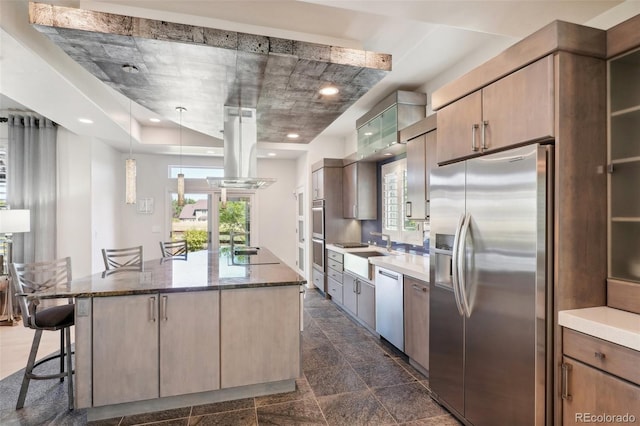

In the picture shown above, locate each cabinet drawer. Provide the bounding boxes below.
[327,278,343,304]
[327,268,343,283]
[312,269,324,289]
[327,250,343,263]
[563,328,640,385]
[328,258,343,272]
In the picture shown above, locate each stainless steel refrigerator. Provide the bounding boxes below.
[429,144,552,426]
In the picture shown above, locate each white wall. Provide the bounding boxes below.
[256,158,298,269]
[56,128,92,278]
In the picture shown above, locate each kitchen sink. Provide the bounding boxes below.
[344,250,392,280]
[348,251,392,258]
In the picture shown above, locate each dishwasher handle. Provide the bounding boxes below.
[378,269,399,280]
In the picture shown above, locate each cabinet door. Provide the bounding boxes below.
[357,280,376,330]
[342,272,358,315]
[436,90,482,165]
[93,294,159,406]
[482,55,554,153]
[343,163,357,218]
[221,286,300,388]
[406,134,427,219]
[562,357,640,425]
[312,168,324,200]
[159,291,220,397]
[403,277,429,370]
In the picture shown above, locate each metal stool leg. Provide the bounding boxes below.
[65,326,74,410]
[17,329,43,409]
[59,329,64,382]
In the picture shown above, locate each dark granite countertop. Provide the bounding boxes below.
[31,248,305,299]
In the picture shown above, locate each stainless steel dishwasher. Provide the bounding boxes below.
[374,265,404,351]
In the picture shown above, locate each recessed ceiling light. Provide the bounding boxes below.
[364,132,373,136]
[267,152,277,157]
[122,64,139,73]
[287,133,300,139]
[383,152,393,157]
[319,86,339,96]
[149,118,161,123]
[78,118,93,124]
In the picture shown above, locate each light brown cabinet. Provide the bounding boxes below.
[220,286,300,388]
[312,168,324,200]
[343,161,377,219]
[403,276,429,372]
[92,291,220,406]
[342,271,376,331]
[437,55,554,165]
[405,123,437,220]
[561,329,640,425]
[326,249,344,303]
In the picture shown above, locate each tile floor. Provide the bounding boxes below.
[0,288,460,425]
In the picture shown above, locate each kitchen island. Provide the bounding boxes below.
[33,248,305,421]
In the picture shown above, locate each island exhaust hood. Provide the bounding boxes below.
[207,106,276,190]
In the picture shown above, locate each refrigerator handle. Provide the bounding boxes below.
[458,212,473,318]
[451,213,465,316]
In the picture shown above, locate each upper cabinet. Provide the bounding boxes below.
[343,161,377,220]
[356,91,426,161]
[401,115,437,220]
[436,55,554,165]
[608,46,640,284]
[312,167,324,200]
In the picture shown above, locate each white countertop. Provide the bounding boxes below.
[558,306,640,351]
[369,253,429,282]
[325,244,429,282]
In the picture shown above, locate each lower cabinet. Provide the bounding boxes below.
[342,272,375,330]
[220,286,300,388]
[561,329,640,425]
[92,291,220,406]
[403,276,429,371]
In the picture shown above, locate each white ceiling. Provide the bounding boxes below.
[2,0,640,159]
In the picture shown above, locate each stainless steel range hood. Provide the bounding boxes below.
[207,106,276,189]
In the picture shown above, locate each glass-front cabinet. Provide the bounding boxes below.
[608,47,640,282]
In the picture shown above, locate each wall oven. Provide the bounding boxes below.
[312,238,325,272]
[312,200,325,239]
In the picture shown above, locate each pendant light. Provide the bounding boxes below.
[176,106,186,207]
[125,99,136,204]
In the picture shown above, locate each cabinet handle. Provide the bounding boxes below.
[561,362,572,401]
[481,120,489,150]
[162,295,168,321]
[149,297,156,322]
[353,280,357,293]
[357,280,361,294]
[471,124,480,151]
[353,205,358,218]
[412,284,427,293]
[594,351,606,360]
[405,201,412,218]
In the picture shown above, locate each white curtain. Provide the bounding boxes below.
[7,114,57,264]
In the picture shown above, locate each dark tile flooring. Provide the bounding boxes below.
[0,288,460,425]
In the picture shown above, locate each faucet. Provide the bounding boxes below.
[229,231,249,253]
[370,231,392,252]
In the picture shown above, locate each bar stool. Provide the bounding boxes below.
[101,245,143,277]
[159,240,188,260]
[9,257,74,410]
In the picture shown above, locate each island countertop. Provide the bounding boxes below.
[33,248,305,299]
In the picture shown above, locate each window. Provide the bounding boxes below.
[168,166,223,179]
[381,158,422,245]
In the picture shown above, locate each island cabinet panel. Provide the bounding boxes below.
[160,291,220,397]
[93,294,159,406]
[403,276,429,371]
[220,286,300,388]
[437,55,554,165]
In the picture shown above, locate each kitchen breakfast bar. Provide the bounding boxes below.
[32,248,305,421]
